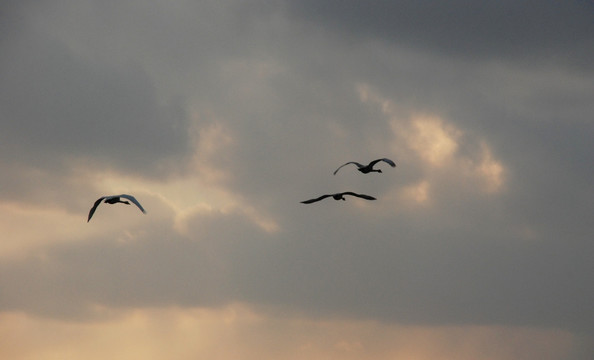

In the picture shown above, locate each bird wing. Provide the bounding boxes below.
[119,194,147,213]
[87,196,106,222]
[342,192,377,201]
[369,158,396,168]
[333,161,363,175]
[301,194,332,204]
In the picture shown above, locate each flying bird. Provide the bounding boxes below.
[333,158,396,175]
[301,191,377,204]
[87,194,146,222]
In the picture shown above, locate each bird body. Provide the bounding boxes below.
[301,191,376,204]
[87,194,146,222]
[333,158,396,175]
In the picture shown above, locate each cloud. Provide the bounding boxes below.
[0,24,191,178]
[0,2,593,358]
[284,0,594,68]
[1,307,590,360]
[2,187,593,332]
[0,197,276,318]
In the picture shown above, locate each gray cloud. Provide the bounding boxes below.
[0,21,191,178]
[0,0,593,344]
[0,210,263,319]
[284,0,594,69]
[1,199,592,331]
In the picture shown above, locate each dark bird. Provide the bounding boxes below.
[87,194,146,222]
[301,191,377,204]
[333,158,396,175]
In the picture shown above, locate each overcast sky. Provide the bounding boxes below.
[1,1,593,359]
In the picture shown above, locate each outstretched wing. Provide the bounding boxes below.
[119,194,147,213]
[342,192,377,201]
[333,161,363,175]
[369,158,396,168]
[87,196,106,222]
[301,194,332,204]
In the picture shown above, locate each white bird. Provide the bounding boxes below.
[301,191,377,204]
[87,194,146,222]
[333,158,396,175]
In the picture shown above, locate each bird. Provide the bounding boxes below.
[87,194,146,222]
[333,158,396,175]
[301,191,377,204]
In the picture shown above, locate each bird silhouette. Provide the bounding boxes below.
[301,191,376,204]
[87,194,146,222]
[333,158,396,175]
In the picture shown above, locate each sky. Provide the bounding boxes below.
[1,0,593,359]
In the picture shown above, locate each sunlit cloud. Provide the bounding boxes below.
[82,117,280,238]
[407,114,461,167]
[357,83,507,199]
[0,203,85,258]
[0,306,581,360]
[401,180,431,205]
[356,83,396,116]
[474,141,505,193]
[191,120,236,185]
[174,202,280,237]
[0,195,161,258]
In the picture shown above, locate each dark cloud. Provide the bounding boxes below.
[284,0,594,69]
[1,196,592,332]
[0,23,191,177]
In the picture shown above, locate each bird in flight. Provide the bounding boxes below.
[301,191,377,204]
[87,194,146,222]
[333,158,396,175]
